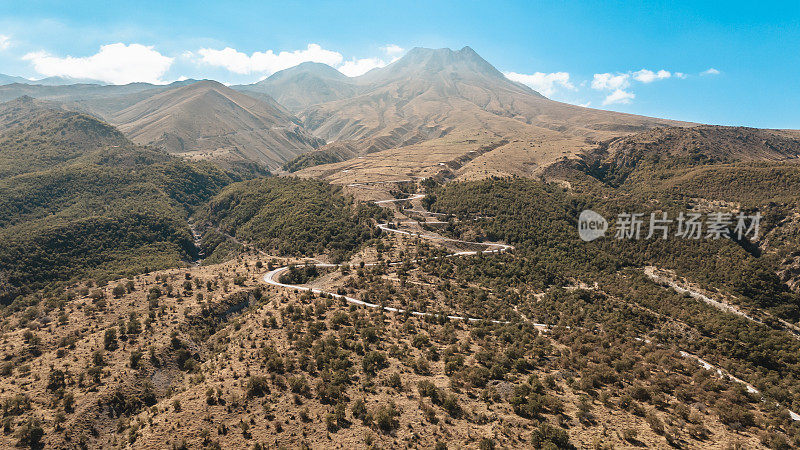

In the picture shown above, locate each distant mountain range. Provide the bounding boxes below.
[0,74,29,85]
[1,46,794,175]
[0,74,108,86]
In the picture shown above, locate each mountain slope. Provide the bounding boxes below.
[1,174,798,448]
[300,47,685,146]
[111,80,324,169]
[275,47,692,182]
[563,125,800,189]
[543,125,800,300]
[0,96,130,178]
[0,80,198,118]
[599,125,800,165]
[234,62,359,113]
[0,97,245,303]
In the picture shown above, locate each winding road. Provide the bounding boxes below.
[258,188,800,420]
[262,193,525,325]
[645,266,800,339]
[644,267,800,420]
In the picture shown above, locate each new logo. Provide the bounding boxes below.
[578,209,608,241]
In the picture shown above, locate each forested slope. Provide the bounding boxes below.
[427,172,800,417]
[0,98,247,305]
[196,177,390,262]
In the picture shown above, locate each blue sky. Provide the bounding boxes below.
[0,0,798,128]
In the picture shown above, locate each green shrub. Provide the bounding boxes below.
[246,376,270,398]
[531,423,572,449]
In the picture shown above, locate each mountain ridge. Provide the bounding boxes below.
[111,80,324,169]
[0,73,108,86]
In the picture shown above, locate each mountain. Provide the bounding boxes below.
[0,79,325,170]
[0,74,107,86]
[0,74,29,85]
[356,45,536,93]
[7,47,795,186]
[233,62,359,113]
[0,48,695,180]
[270,47,691,182]
[600,125,800,163]
[0,96,130,178]
[29,75,108,86]
[542,124,800,301]
[305,46,683,142]
[110,80,325,169]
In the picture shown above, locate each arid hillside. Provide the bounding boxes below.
[234,62,360,113]
[274,47,692,182]
[0,47,699,181]
[110,81,324,169]
[0,227,789,449]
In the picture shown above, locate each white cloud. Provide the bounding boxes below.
[23,43,173,85]
[194,43,408,78]
[0,35,10,50]
[701,67,720,76]
[338,57,388,77]
[504,71,574,97]
[603,89,635,105]
[632,69,671,83]
[196,44,343,75]
[591,68,683,104]
[591,72,630,90]
[381,44,404,56]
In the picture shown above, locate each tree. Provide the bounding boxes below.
[127,314,141,335]
[531,423,572,449]
[15,416,44,448]
[47,369,66,393]
[92,350,105,367]
[362,351,388,375]
[130,350,143,369]
[112,284,126,299]
[372,402,400,433]
[104,328,118,351]
[246,376,270,398]
[351,398,368,422]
